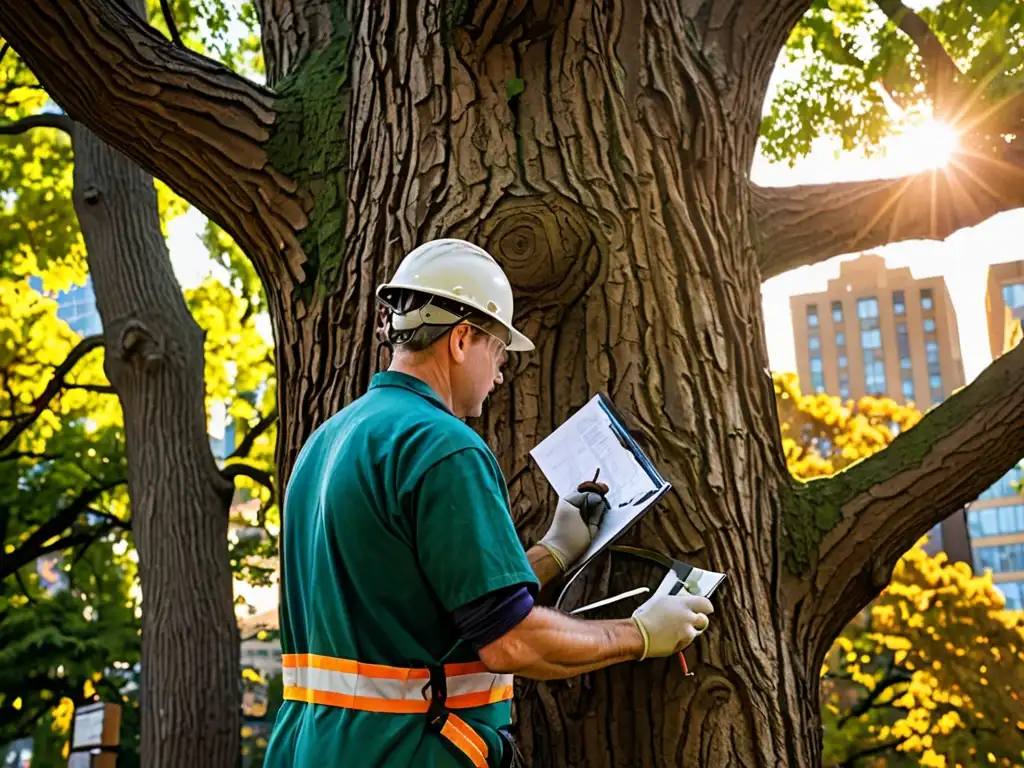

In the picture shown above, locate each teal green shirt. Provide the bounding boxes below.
[264,372,538,767]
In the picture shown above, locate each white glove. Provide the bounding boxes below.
[631,574,714,660]
[537,480,609,572]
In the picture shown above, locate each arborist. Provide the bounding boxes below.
[263,239,714,768]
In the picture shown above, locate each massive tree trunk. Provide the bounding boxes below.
[4,0,1024,766]
[70,116,240,765]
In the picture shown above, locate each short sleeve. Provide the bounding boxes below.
[413,447,539,611]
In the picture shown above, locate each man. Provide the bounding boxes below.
[264,239,713,767]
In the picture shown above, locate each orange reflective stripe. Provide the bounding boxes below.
[446,685,514,709]
[442,660,489,677]
[440,713,489,768]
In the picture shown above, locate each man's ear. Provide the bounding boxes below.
[449,324,470,364]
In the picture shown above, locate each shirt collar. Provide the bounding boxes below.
[369,371,454,415]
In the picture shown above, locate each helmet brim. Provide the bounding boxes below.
[377,281,534,352]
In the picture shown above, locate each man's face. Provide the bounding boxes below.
[449,324,507,419]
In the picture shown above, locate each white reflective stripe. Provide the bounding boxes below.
[447,671,511,698]
[282,665,512,701]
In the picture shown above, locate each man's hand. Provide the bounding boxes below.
[537,479,610,572]
[630,576,714,660]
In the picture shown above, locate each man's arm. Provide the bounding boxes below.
[476,607,644,680]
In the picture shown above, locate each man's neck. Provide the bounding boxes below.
[389,355,456,414]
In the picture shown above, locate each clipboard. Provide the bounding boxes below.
[529,393,672,579]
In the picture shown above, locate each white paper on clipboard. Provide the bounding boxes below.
[530,394,671,576]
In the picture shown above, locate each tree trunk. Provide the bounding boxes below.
[265,3,819,765]
[70,124,240,765]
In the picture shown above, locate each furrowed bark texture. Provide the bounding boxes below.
[266,2,817,765]
[70,122,239,766]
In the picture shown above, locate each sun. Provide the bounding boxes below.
[897,118,961,170]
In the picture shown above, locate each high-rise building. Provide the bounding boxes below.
[965,261,1024,611]
[790,254,966,407]
[985,260,1024,360]
[789,254,972,565]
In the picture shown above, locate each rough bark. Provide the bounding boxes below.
[4,0,1024,766]
[69,116,240,768]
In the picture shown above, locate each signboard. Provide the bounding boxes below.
[68,702,121,768]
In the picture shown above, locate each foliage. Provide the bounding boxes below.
[776,373,1024,767]
[774,371,922,481]
[761,0,1024,162]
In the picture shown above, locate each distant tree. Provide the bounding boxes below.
[0,3,276,761]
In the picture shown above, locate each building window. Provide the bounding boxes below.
[995,580,1024,611]
[929,374,943,389]
[807,305,819,328]
[857,298,879,319]
[839,376,850,398]
[923,317,936,333]
[858,297,885,395]
[836,331,845,346]
[831,301,844,323]
[920,288,934,311]
[837,355,848,368]
[892,290,905,316]
[809,355,825,393]
[925,341,940,364]
[968,504,1024,538]
[974,542,1024,574]
[902,379,915,399]
[978,465,1024,501]
[809,335,820,351]
[1003,282,1024,309]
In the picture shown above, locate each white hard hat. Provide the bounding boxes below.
[376,239,534,352]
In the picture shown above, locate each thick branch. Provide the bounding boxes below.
[0,334,104,454]
[222,462,275,503]
[0,0,307,287]
[0,478,125,579]
[754,153,1024,279]
[0,112,73,135]
[227,408,278,461]
[795,340,1024,663]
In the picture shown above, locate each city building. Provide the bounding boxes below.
[790,254,965,406]
[985,260,1024,360]
[966,464,1024,610]
[789,254,972,565]
[964,261,1024,611]
[28,274,103,337]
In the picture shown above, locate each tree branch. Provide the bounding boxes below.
[0,112,74,135]
[0,478,125,579]
[839,736,911,768]
[0,450,61,462]
[227,408,278,461]
[64,383,117,395]
[222,462,275,503]
[753,151,1024,280]
[0,334,105,454]
[0,0,308,288]
[158,0,184,47]
[874,0,962,117]
[793,340,1024,666]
